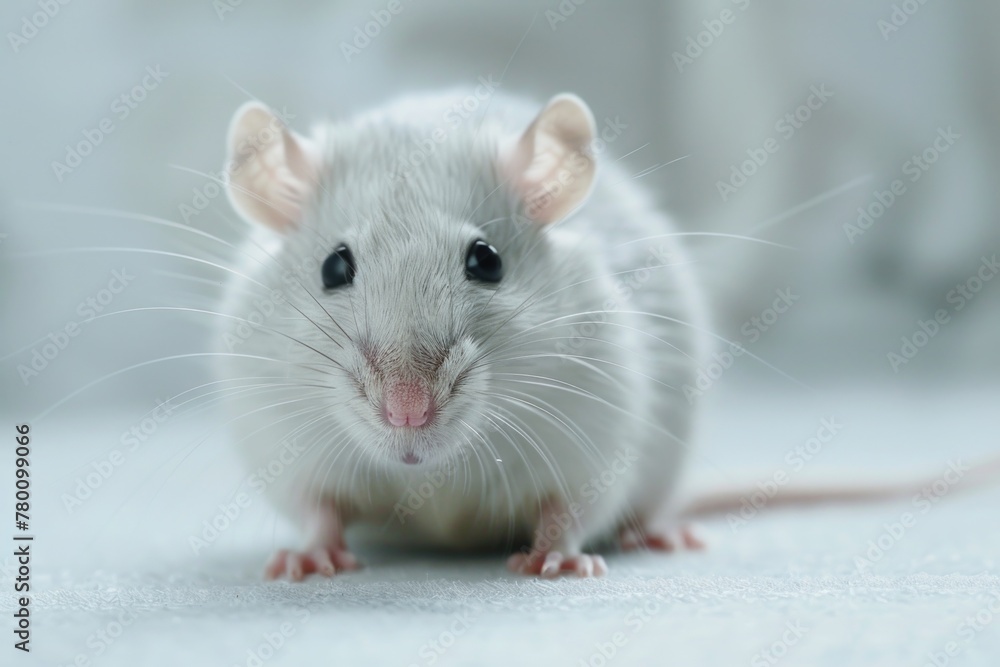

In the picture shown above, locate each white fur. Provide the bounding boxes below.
[216,91,707,555]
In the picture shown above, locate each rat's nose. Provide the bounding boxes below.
[383,379,433,427]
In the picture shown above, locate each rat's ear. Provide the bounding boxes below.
[502,93,597,224]
[225,102,321,231]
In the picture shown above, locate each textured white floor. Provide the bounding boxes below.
[6,382,1000,666]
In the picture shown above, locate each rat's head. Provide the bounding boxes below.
[223,93,598,468]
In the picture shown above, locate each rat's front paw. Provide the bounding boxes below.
[264,546,361,581]
[507,551,608,578]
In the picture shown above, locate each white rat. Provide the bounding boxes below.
[214,91,1000,580]
[216,90,708,579]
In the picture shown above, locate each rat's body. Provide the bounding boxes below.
[217,91,707,578]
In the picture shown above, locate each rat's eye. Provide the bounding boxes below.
[465,240,503,283]
[322,244,356,289]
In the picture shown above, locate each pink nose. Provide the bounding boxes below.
[384,379,433,427]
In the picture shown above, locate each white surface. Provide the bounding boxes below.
[6,382,1000,666]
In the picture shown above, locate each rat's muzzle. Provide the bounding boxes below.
[382,377,435,428]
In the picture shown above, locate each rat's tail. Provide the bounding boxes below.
[677,454,1000,519]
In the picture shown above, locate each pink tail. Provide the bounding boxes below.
[678,454,1000,519]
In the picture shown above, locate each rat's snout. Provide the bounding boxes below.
[361,336,478,438]
[383,378,435,428]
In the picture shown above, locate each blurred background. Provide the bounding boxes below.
[2,0,999,417]
[2,0,998,421]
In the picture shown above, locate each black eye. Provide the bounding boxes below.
[465,240,503,283]
[322,244,356,289]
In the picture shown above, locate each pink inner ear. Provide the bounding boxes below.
[501,99,597,225]
[226,104,321,231]
[500,133,557,222]
[283,129,321,186]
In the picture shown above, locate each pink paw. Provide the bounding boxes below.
[507,551,608,578]
[264,546,361,581]
[620,524,705,552]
